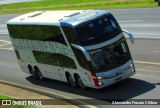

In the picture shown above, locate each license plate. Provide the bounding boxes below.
[115,77,122,82]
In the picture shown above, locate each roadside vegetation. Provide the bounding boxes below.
[0,0,157,14]
[0,95,36,108]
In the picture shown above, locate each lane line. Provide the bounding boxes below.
[136,68,160,73]
[127,36,160,39]
[0,39,11,43]
[134,61,160,66]
[0,47,13,50]
[118,20,142,23]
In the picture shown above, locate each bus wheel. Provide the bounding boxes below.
[67,74,77,87]
[33,71,38,79]
[28,65,33,74]
[35,67,44,81]
[28,66,38,79]
[77,76,85,89]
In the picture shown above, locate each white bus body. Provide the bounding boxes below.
[7,10,135,89]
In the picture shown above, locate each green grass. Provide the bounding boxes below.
[0,95,36,108]
[0,0,157,14]
[0,95,12,99]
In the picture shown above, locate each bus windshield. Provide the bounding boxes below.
[75,14,121,46]
[89,38,131,72]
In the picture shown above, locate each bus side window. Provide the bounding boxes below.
[8,25,67,46]
[33,51,77,69]
[44,26,67,46]
[62,26,80,44]
[55,54,77,69]
[72,47,91,71]
[33,51,58,66]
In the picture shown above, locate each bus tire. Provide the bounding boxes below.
[76,75,86,89]
[35,67,44,81]
[33,71,38,79]
[66,73,77,87]
[28,65,38,79]
[28,65,33,74]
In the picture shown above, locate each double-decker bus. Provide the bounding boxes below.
[7,10,135,89]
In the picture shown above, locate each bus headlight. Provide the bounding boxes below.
[129,64,133,67]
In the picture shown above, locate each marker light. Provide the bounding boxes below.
[97,76,102,80]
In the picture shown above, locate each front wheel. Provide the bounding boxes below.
[67,74,77,87]
[77,76,85,89]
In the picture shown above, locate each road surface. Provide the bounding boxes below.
[0,8,160,108]
[0,0,40,5]
[1,8,160,38]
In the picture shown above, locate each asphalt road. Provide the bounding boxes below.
[0,0,40,5]
[0,8,160,108]
[1,8,160,38]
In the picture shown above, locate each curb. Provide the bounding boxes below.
[0,79,95,108]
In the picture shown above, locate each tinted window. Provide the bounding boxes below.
[90,37,131,72]
[33,51,77,69]
[62,26,80,44]
[72,47,91,71]
[56,54,77,69]
[8,25,67,46]
[75,14,121,46]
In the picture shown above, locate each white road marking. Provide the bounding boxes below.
[129,36,160,39]
[136,68,160,73]
[0,39,13,50]
[0,42,11,47]
[134,61,160,66]
[0,47,13,50]
[118,20,142,23]
[86,105,98,108]
[0,39,11,43]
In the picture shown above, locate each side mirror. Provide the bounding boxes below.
[71,44,91,61]
[122,29,134,44]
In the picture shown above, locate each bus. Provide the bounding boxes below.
[7,10,135,89]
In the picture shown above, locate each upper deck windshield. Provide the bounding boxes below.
[75,14,121,46]
[89,37,131,72]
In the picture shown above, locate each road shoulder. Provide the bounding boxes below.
[0,83,79,108]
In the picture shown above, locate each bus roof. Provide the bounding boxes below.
[7,10,110,27]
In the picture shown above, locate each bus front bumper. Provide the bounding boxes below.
[93,65,136,89]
